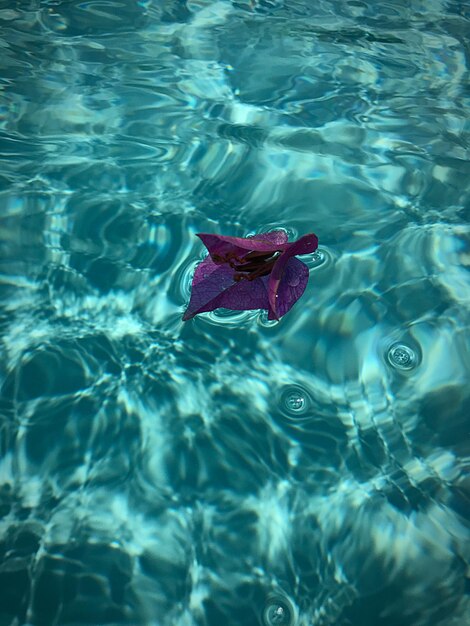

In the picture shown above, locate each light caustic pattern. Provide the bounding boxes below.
[0,0,469,625]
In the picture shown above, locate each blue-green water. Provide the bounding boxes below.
[1,1,469,625]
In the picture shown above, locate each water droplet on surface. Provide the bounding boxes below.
[279,385,310,419]
[285,391,305,412]
[262,595,296,626]
[265,604,286,625]
[287,273,300,287]
[311,249,325,265]
[387,343,418,371]
[303,246,332,270]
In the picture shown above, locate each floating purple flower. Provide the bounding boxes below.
[183,230,318,321]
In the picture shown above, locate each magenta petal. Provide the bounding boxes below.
[182,256,270,320]
[267,257,309,320]
[268,233,318,316]
[245,231,289,246]
[197,230,288,261]
[183,230,318,321]
[182,256,233,320]
[217,275,270,312]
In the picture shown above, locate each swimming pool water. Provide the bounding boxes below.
[0,1,469,625]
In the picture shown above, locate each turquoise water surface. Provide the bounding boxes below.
[1,1,469,625]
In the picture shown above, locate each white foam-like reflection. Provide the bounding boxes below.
[251,480,292,565]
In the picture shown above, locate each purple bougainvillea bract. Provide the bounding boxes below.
[183,230,318,321]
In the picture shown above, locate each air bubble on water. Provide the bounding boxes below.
[262,595,296,626]
[387,343,418,371]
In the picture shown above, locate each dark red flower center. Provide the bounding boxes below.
[211,249,281,281]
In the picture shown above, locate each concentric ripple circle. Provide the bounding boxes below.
[205,307,258,327]
[262,594,297,626]
[179,259,199,300]
[302,246,333,270]
[386,342,419,371]
[278,384,312,419]
[257,310,281,328]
